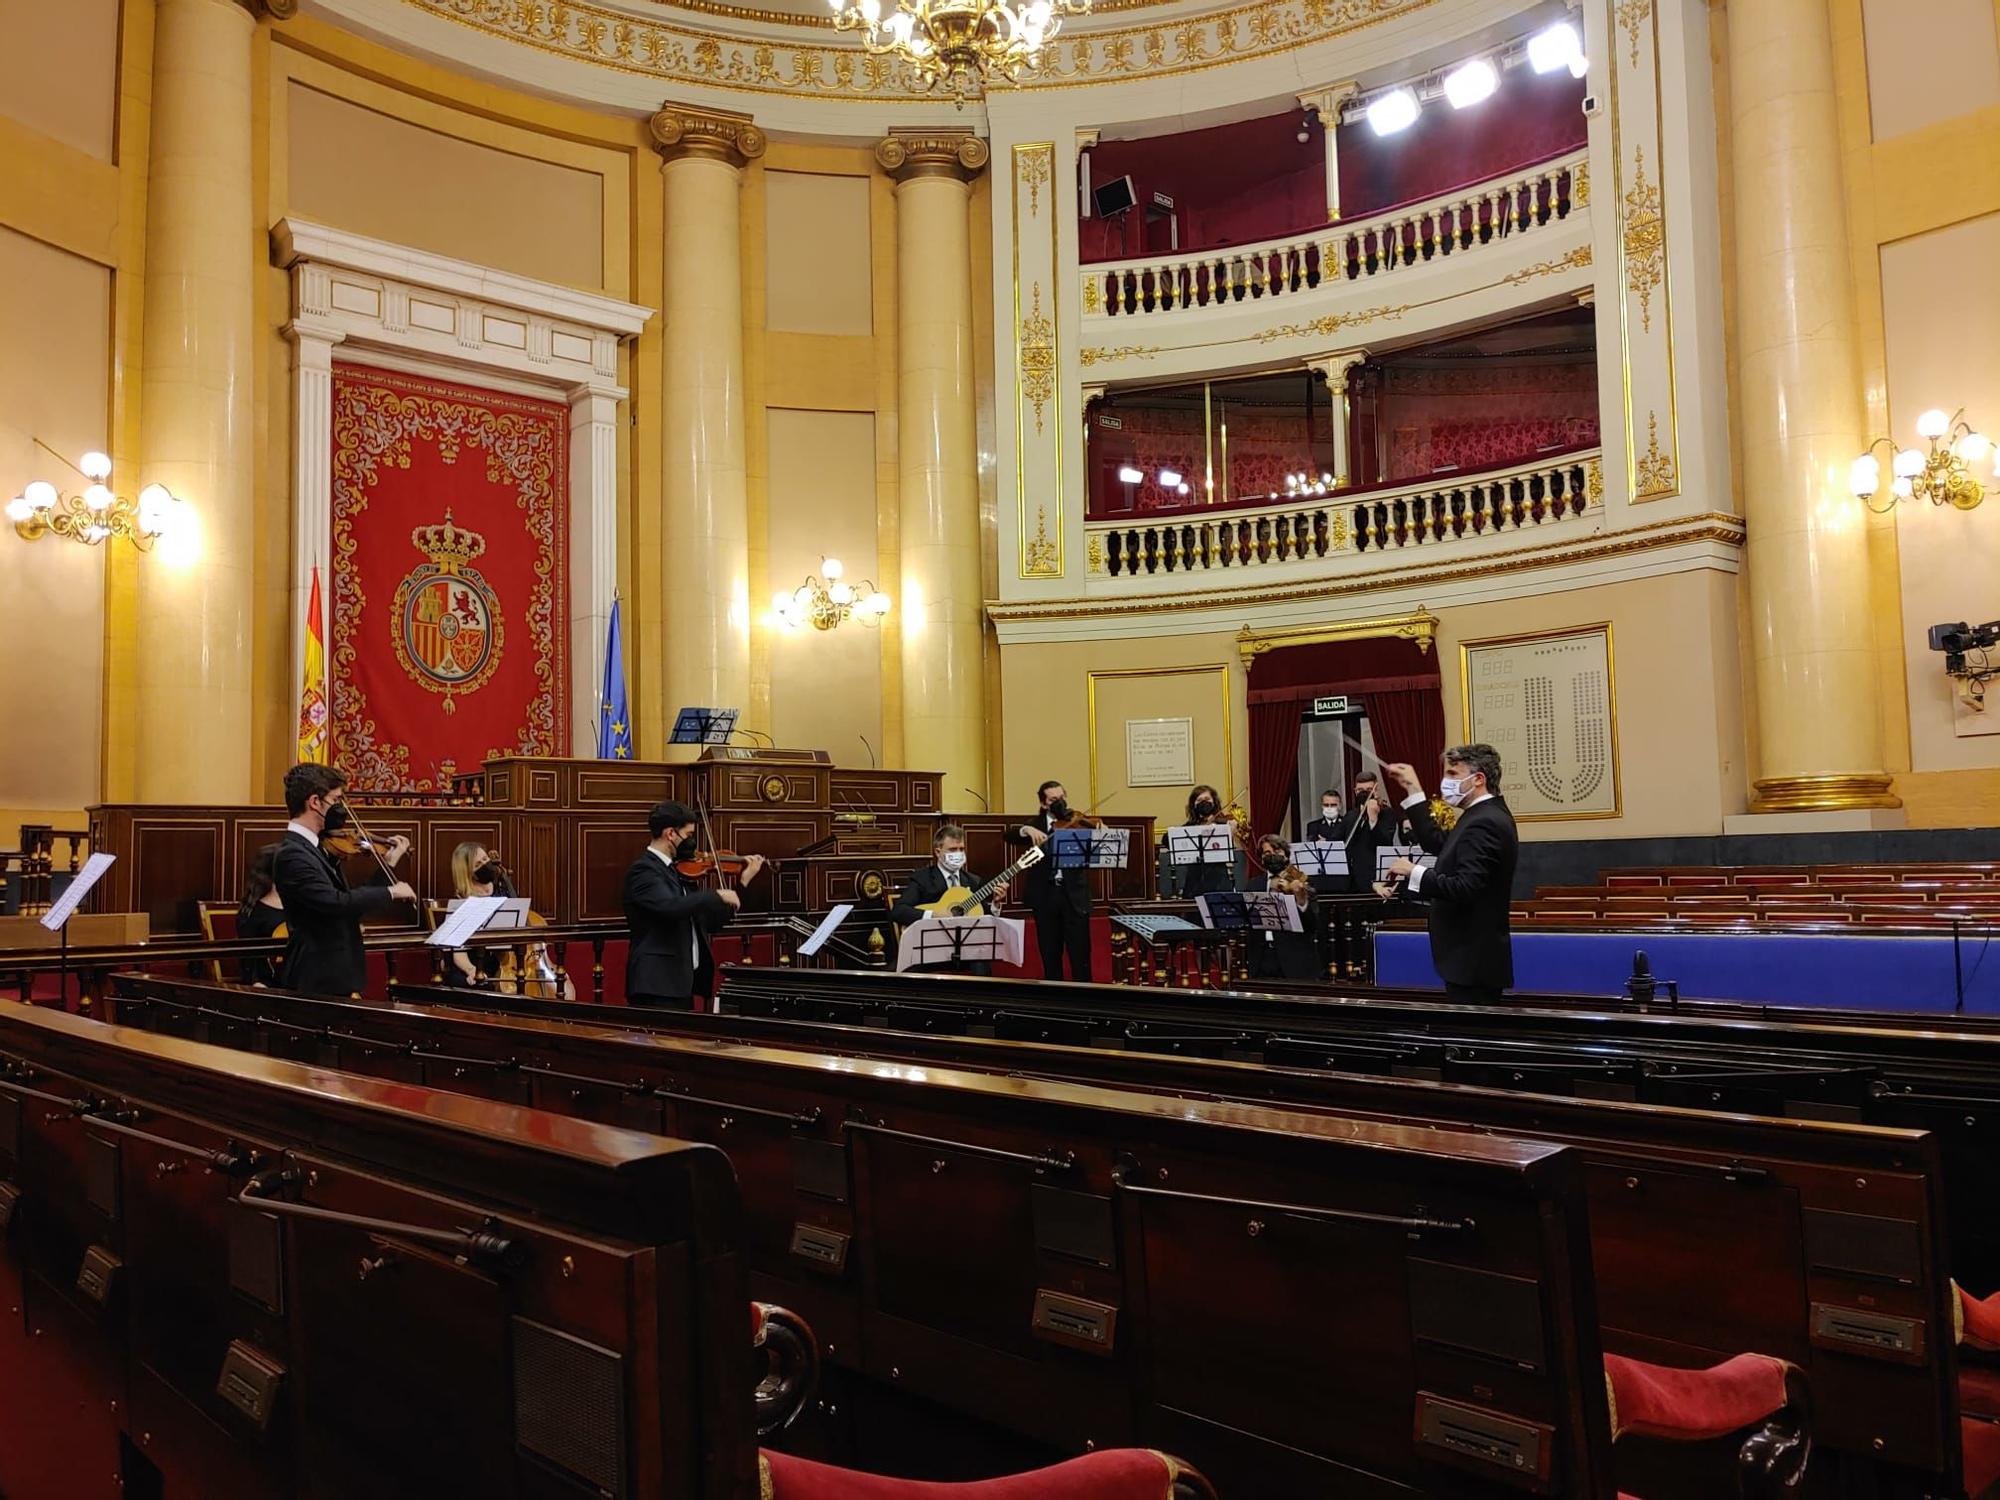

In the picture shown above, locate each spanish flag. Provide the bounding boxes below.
[297,565,329,765]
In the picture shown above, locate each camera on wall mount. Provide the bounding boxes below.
[1927,619,2000,710]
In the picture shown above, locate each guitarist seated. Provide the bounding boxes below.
[892,824,1004,975]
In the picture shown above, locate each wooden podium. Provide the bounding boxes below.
[90,749,1154,934]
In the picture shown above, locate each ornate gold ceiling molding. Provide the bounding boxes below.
[987,511,1747,624]
[398,0,1439,100]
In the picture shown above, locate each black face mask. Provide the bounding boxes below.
[320,800,351,834]
[1261,852,1289,875]
[1193,800,1216,818]
[1048,800,1071,822]
[674,833,698,861]
[474,860,504,887]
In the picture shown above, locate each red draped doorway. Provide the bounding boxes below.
[1247,633,1446,835]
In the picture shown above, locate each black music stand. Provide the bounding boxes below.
[669,706,740,745]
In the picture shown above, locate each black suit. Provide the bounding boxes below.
[1245,872,1322,981]
[1006,813,1092,983]
[1401,795,1518,1003]
[623,851,733,1007]
[271,830,395,997]
[892,864,996,974]
[1336,804,1393,893]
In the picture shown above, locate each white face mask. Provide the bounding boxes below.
[941,850,967,872]
[1321,804,1338,818]
[1440,774,1471,806]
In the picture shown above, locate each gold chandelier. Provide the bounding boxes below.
[1850,406,1996,514]
[774,558,891,632]
[829,0,1089,102]
[6,442,184,549]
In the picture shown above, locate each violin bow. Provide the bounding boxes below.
[336,799,414,903]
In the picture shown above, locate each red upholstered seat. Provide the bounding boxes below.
[758,1449,1210,1500]
[1960,1282,2000,1352]
[1603,1352,1806,1499]
[1964,1416,2000,1500]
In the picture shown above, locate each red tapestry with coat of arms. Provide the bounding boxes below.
[329,364,569,791]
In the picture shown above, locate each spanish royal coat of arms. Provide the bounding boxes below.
[391,511,504,713]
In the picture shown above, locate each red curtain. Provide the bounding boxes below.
[1247,638,1445,832]
[330,364,570,792]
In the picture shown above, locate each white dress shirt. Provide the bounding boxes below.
[285,819,319,847]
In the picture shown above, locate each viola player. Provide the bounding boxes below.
[1007,779,1094,983]
[623,799,763,1009]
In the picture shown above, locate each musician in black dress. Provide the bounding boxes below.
[235,845,286,986]
[1174,784,1237,899]
[1245,834,1321,981]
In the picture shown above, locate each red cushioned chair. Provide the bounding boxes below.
[758,1450,1213,1500]
[748,1304,1214,1499]
[1953,1284,2000,1496]
[1603,1352,1808,1499]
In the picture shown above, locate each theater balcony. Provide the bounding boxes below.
[1075,147,1591,379]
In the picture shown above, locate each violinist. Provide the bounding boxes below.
[1006,779,1094,984]
[1246,833,1321,981]
[1175,783,1236,899]
[443,842,576,1001]
[272,763,414,998]
[623,799,764,1009]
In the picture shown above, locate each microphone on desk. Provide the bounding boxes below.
[961,787,990,812]
[858,734,878,768]
[1626,950,1655,1005]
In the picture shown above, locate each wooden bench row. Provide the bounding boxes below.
[101,972,1935,1497]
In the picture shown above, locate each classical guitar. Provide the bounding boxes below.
[914,844,1044,920]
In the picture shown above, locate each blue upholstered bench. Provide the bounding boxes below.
[1373,926,2000,1013]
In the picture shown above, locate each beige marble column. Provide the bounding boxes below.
[650,104,763,719]
[1297,82,1358,221]
[877,129,989,807]
[134,0,286,801]
[1305,350,1365,486]
[1727,0,1896,811]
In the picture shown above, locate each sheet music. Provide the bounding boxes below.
[1165,825,1234,866]
[1195,890,1302,933]
[896,915,1025,971]
[428,895,508,948]
[1086,826,1131,869]
[797,903,855,958]
[39,852,117,932]
[445,895,530,930]
[1291,840,1348,877]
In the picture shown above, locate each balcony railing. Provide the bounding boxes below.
[1086,448,1602,582]
[1083,149,1587,321]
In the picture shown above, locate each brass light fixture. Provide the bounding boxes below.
[829,0,1088,103]
[6,441,184,549]
[773,558,892,632]
[1850,407,1997,514]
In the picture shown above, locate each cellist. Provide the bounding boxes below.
[622,798,764,1008]
[1007,779,1095,983]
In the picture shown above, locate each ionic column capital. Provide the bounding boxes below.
[875,129,989,184]
[231,0,298,18]
[1304,349,1367,383]
[650,103,765,168]
[1296,80,1358,120]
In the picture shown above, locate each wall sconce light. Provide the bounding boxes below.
[6,441,185,548]
[1850,407,1997,514]
[773,557,891,631]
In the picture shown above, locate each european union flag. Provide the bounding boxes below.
[596,598,634,760]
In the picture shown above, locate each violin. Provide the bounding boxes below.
[678,792,772,887]
[327,802,415,905]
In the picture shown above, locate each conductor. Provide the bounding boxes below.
[1381,745,1518,1005]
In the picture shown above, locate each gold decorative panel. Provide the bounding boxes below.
[1610,0,1679,502]
[1013,142,1063,579]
